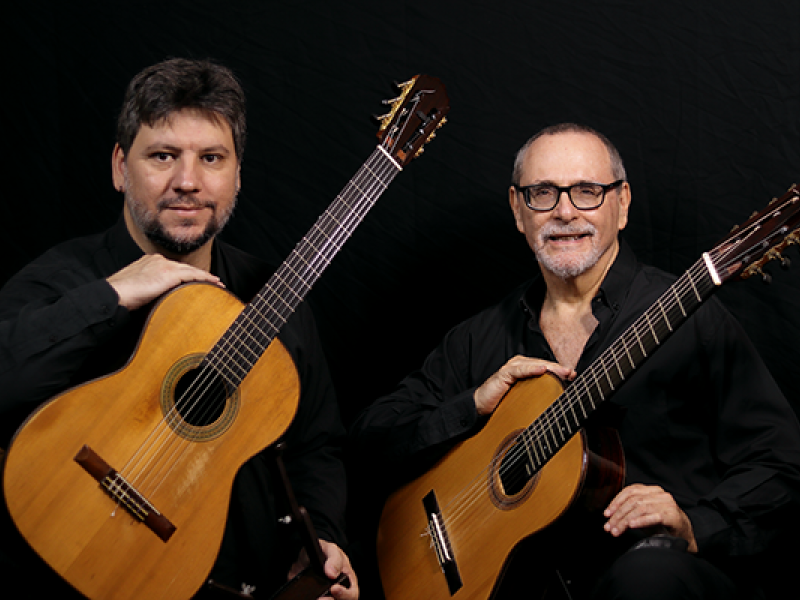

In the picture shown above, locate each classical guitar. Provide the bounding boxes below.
[2,75,449,600]
[376,184,800,600]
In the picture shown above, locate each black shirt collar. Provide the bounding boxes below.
[520,237,640,322]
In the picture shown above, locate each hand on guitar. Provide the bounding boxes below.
[473,355,577,416]
[107,254,224,310]
[287,540,359,599]
[603,483,698,553]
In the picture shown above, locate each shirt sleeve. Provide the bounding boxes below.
[0,264,129,430]
[349,320,489,477]
[683,301,800,557]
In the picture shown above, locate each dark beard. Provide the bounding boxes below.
[142,218,218,255]
[125,186,237,256]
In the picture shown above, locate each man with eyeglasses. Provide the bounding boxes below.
[350,123,800,599]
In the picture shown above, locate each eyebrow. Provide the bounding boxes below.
[523,179,599,187]
[143,143,233,156]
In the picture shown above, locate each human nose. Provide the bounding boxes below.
[172,157,201,193]
[551,188,578,219]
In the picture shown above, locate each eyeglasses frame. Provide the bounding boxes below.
[515,179,626,212]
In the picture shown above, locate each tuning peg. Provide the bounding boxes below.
[760,269,773,284]
[779,255,792,270]
[393,78,415,92]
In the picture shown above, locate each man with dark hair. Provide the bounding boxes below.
[0,58,358,599]
[351,123,800,599]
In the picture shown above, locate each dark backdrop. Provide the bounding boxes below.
[4,0,799,595]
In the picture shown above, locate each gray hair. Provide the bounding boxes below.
[511,123,627,186]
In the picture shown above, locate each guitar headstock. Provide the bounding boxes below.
[709,184,800,284]
[376,74,450,168]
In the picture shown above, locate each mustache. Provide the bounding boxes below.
[156,196,215,211]
[538,222,596,239]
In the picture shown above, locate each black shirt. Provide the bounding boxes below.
[0,216,348,596]
[350,240,800,562]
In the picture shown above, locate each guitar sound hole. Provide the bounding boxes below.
[173,368,231,427]
[499,443,534,496]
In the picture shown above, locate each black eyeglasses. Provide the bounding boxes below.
[515,179,625,211]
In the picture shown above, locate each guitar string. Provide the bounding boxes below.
[427,258,717,547]
[432,223,779,545]
[116,148,397,500]
[436,263,710,545]
[122,148,396,499]
[124,147,395,496]
[465,205,795,515]
[491,229,781,499]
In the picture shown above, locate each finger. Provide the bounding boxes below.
[605,483,659,515]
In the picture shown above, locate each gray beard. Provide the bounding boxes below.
[534,222,602,280]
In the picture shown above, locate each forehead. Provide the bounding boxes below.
[521,131,614,184]
[132,109,235,151]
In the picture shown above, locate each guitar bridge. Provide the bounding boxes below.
[74,445,176,542]
[423,490,462,595]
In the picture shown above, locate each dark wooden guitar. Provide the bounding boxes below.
[376,184,800,600]
[2,75,449,600]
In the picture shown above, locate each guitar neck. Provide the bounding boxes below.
[206,147,401,386]
[521,254,720,468]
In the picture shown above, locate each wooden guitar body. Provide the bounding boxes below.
[3,283,300,600]
[2,73,451,599]
[376,374,624,600]
[376,185,800,599]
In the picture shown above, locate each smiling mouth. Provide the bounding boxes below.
[548,232,591,242]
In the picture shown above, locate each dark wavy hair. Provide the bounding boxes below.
[116,57,246,160]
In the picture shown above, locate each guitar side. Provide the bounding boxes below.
[3,282,300,600]
[376,374,623,600]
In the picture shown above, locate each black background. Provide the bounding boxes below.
[4,0,799,595]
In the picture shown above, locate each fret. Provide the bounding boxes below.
[601,354,616,392]
[235,309,270,340]
[286,245,325,280]
[207,361,238,390]
[611,343,626,381]
[519,428,537,468]
[305,222,346,259]
[645,310,660,344]
[565,389,582,430]
[241,302,282,339]
[590,368,604,403]
[672,286,687,317]
[657,301,673,332]
[202,148,401,387]
[633,323,648,357]
[518,256,727,476]
[620,333,635,371]
[687,272,702,302]
[362,162,391,191]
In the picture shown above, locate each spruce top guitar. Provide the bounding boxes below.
[376,184,800,600]
[2,75,449,600]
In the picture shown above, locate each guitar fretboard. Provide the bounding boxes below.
[204,147,401,387]
[518,255,720,471]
